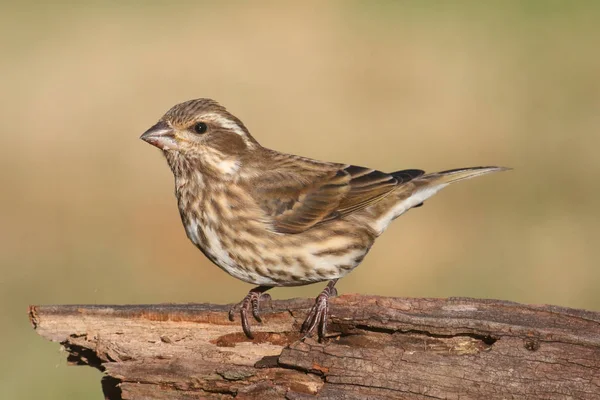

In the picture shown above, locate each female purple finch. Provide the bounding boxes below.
[141,98,507,340]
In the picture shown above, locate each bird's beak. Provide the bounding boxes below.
[140,121,178,150]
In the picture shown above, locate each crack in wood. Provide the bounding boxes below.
[354,323,499,345]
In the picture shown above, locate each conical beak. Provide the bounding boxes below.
[140,121,177,150]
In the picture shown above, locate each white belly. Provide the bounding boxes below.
[184,216,367,287]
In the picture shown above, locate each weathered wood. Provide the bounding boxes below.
[29,295,600,399]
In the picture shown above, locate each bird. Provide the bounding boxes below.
[140,98,507,341]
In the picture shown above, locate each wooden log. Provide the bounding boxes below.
[29,295,600,399]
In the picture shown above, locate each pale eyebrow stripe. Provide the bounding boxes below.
[202,113,246,137]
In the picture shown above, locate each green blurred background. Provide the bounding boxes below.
[1,1,599,398]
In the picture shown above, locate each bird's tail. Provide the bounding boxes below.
[406,166,510,204]
[407,166,509,206]
[413,166,509,187]
[370,166,509,234]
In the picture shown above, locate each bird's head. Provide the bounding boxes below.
[141,98,259,176]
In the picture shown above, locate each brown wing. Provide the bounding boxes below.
[250,163,408,234]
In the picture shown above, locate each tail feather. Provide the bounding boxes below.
[414,166,510,186]
[408,166,509,206]
[371,166,509,234]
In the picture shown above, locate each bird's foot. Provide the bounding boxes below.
[229,286,272,339]
[301,279,338,341]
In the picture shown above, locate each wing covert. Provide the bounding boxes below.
[249,162,407,234]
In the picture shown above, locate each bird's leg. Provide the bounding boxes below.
[228,285,272,339]
[301,279,339,341]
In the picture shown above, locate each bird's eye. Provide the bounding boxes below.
[193,122,208,134]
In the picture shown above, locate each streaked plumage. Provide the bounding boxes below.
[141,98,508,340]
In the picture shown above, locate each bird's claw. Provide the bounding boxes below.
[229,289,272,339]
[301,280,338,342]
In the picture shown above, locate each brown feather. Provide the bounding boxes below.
[247,155,418,234]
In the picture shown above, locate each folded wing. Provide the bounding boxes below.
[249,161,423,234]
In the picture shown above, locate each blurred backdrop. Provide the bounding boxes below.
[1,1,599,399]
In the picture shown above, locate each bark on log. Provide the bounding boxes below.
[29,295,600,399]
